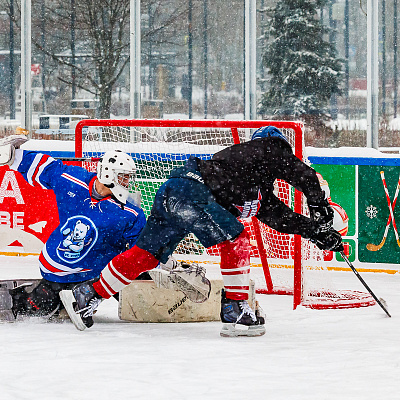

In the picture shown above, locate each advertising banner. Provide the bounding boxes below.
[1,149,400,273]
[0,166,59,254]
[358,166,400,264]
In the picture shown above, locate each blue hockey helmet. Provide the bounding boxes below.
[251,126,288,142]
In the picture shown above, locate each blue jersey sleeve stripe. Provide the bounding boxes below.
[107,198,139,215]
[61,173,89,189]
[36,157,55,189]
[27,154,44,186]
[124,206,139,216]
[10,149,23,170]
[24,153,55,188]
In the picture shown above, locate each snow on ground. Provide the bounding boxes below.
[0,255,399,400]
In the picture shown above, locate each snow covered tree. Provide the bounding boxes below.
[259,0,343,127]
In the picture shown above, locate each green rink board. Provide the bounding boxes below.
[312,164,356,236]
[134,158,400,268]
[358,166,400,264]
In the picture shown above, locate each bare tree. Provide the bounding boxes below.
[5,0,189,118]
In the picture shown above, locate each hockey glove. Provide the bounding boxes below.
[0,135,28,166]
[309,228,344,252]
[308,199,334,232]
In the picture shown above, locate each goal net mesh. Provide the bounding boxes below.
[77,120,374,310]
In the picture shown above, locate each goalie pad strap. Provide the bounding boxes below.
[94,246,159,299]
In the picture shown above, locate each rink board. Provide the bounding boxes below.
[2,142,400,272]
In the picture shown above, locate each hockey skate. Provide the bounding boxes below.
[149,260,211,303]
[220,289,266,337]
[59,279,103,331]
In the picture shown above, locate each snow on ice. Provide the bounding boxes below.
[0,255,399,400]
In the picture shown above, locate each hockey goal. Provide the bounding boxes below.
[75,118,375,310]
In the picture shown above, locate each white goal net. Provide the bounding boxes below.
[75,119,374,310]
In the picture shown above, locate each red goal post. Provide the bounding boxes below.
[74,119,374,311]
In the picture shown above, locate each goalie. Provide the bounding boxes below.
[61,126,343,337]
[0,135,212,322]
[0,135,147,320]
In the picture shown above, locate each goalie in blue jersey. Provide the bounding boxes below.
[0,134,147,320]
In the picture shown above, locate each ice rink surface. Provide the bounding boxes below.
[0,255,399,400]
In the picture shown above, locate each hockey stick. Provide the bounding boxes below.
[381,171,400,248]
[339,250,391,317]
[366,172,400,251]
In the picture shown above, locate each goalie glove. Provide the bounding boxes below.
[0,135,28,166]
[309,228,344,252]
[149,260,211,303]
[308,199,334,232]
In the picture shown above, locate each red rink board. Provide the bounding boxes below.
[0,161,82,253]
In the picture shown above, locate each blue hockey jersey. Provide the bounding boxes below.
[10,149,146,283]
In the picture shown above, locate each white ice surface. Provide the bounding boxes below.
[0,255,399,400]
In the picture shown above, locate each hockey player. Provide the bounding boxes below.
[61,126,343,336]
[0,135,147,320]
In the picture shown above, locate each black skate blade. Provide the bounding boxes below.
[59,290,87,331]
[220,323,266,337]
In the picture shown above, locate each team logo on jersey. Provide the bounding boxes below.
[56,216,98,263]
[234,190,262,219]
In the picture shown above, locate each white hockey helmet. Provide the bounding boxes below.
[97,150,136,204]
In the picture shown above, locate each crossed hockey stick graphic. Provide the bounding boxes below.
[366,171,400,251]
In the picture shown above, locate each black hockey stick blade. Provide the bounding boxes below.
[339,251,391,317]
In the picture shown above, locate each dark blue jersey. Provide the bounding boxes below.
[10,150,146,283]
